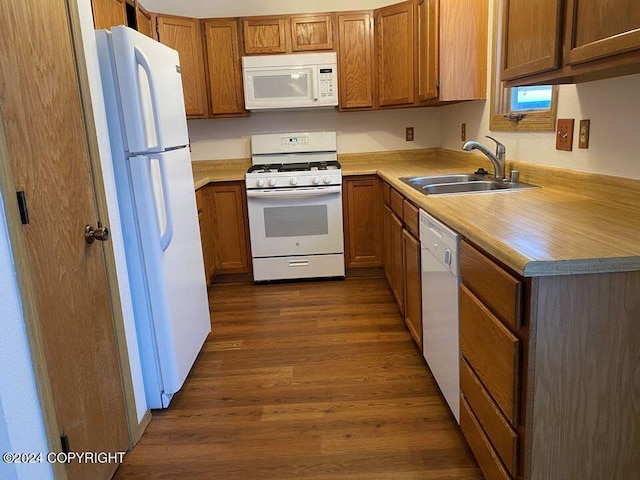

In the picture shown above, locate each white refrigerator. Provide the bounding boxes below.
[96,26,210,408]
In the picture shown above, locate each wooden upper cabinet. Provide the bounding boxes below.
[439,0,487,101]
[242,17,288,54]
[156,15,208,118]
[417,0,439,101]
[290,14,334,51]
[336,12,373,110]
[564,0,640,65]
[375,1,416,107]
[91,0,126,30]
[203,19,246,116]
[501,0,563,80]
[135,2,153,37]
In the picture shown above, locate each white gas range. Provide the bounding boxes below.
[245,132,345,281]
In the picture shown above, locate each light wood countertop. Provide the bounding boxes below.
[192,149,640,277]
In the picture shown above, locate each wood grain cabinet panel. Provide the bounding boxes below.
[461,358,518,476]
[343,177,382,268]
[135,2,153,37]
[460,240,523,330]
[91,0,126,30]
[460,398,512,480]
[156,15,208,118]
[336,12,374,110]
[382,204,393,284]
[290,15,334,51]
[390,188,404,219]
[242,17,288,54]
[501,0,562,80]
[390,210,405,316]
[402,199,419,238]
[565,0,640,65]
[210,182,251,274]
[196,186,217,284]
[403,229,421,348]
[203,18,246,116]
[460,284,521,425]
[375,1,415,107]
[417,0,439,101]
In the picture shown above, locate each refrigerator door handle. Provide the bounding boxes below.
[155,155,174,251]
[134,46,164,151]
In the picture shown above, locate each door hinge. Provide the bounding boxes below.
[16,191,29,225]
[60,434,70,460]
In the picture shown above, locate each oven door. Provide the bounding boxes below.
[246,186,344,258]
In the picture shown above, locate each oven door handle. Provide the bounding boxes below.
[246,186,341,199]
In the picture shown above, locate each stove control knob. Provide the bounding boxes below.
[256,178,265,187]
[290,177,298,186]
[268,178,276,187]
[312,176,320,185]
[323,175,332,184]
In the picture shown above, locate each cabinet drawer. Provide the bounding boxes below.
[382,182,391,206]
[461,397,512,480]
[460,284,520,424]
[460,240,523,330]
[390,188,404,218]
[461,358,518,476]
[195,188,205,213]
[402,199,419,237]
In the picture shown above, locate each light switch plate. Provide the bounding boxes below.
[556,119,574,151]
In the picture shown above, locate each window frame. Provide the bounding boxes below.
[489,0,558,132]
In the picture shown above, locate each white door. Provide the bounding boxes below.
[128,148,210,405]
[111,26,189,153]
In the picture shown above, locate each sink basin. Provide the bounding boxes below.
[400,174,538,195]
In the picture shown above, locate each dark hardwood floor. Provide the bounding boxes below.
[114,272,483,479]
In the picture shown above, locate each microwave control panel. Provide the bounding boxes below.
[319,67,336,99]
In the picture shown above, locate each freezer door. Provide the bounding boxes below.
[128,148,210,405]
[110,26,189,153]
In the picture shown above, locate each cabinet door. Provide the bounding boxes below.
[417,0,438,101]
[501,0,563,80]
[156,15,208,118]
[210,183,251,274]
[390,210,405,315]
[564,0,640,65]
[382,204,393,285]
[375,1,416,107]
[337,12,374,110]
[242,17,288,54]
[196,187,217,284]
[203,19,246,116]
[403,229,422,348]
[135,2,153,38]
[343,177,382,268]
[290,14,334,51]
[91,0,126,30]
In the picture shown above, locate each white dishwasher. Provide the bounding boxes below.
[419,210,461,423]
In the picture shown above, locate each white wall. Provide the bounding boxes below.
[142,0,395,18]
[77,0,148,422]
[0,199,53,480]
[440,0,640,180]
[189,107,441,161]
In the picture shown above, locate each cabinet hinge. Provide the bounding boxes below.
[60,434,70,460]
[16,191,29,225]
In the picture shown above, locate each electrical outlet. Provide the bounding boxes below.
[579,119,590,149]
[556,118,574,151]
[461,123,466,142]
[405,127,414,141]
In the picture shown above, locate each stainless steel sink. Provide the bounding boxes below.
[400,174,538,195]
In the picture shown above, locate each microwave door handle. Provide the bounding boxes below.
[311,70,318,102]
[246,186,341,200]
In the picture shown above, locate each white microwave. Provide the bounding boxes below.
[242,52,338,110]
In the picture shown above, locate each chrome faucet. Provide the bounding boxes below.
[462,136,506,180]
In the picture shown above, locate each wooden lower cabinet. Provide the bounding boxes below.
[343,176,382,268]
[196,186,216,284]
[209,182,251,275]
[402,228,421,348]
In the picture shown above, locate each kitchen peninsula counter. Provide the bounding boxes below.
[193,148,640,277]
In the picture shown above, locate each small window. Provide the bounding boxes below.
[489,5,557,131]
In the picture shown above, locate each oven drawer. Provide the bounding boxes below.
[253,254,345,281]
